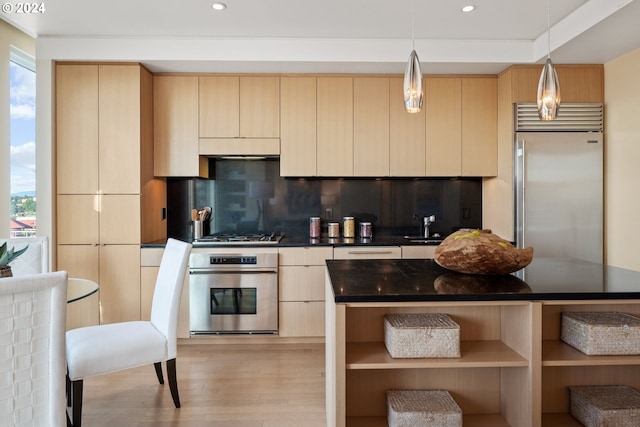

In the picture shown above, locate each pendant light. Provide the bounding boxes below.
[404,0,423,113]
[537,0,561,120]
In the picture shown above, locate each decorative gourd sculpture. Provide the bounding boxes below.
[434,229,533,275]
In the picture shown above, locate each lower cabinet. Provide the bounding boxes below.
[326,297,640,427]
[278,246,333,337]
[401,245,437,259]
[333,246,401,260]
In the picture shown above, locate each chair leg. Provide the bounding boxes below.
[154,362,164,384]
[66,370,71,407]
[166,358,181,408]
[71,379,83,427]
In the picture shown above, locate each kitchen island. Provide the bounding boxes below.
[325,257,640,427]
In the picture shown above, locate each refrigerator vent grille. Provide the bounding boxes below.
[515,103,603,132]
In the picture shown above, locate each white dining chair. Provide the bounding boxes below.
[0,270,68,427]
[0,236,49,276]
[65,238,191,427]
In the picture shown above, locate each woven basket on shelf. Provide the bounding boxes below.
[0,265,12,278]
[384,313,460,359]
[387,390,462,427]
[570,385,640,426]
[561,312,640,355]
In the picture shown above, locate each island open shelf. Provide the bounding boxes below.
[325,258,640,427]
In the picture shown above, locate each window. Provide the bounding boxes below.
[9,47,36,238]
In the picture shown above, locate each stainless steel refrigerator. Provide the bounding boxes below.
[514,103,603,263]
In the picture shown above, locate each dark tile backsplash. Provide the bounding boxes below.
[166,159,482,240]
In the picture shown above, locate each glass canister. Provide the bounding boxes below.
[309,217,321,238]
[328,222,340,238]
[343,216,355,238]
[359,221,372,238]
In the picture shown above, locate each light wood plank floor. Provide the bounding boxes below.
[76,343,327,427]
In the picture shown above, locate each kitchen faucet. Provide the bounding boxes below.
[422,214,436,238]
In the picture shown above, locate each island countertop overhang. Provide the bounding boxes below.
[326,257,640,303]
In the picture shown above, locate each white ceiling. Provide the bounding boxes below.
[3,0,640,74]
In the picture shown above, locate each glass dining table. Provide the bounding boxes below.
[67,278,99,303]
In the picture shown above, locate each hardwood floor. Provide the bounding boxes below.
[76,343,327,427]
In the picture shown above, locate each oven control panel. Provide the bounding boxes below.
[209,256,257,265]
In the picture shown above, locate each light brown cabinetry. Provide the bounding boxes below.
[401,245,436,259]
[56,63,162,325]
[317,77,354,176]
[333,246,402,260]
[280,77,317,176]
[425,76,497,177]
[353,77,390,176]
[153,75,208,177]
[198,75,280,156]
[389,78,426,176]
[278,247,333,337]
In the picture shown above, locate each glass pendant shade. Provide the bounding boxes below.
[537,57,561,120]
[403,49,423,113]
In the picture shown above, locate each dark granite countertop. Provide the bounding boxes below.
[326,257,640,303]
[142,233,443,248]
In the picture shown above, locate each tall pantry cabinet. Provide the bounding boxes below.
[56,63,165,325]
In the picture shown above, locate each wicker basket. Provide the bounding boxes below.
[570,385,640,426]
[387,390,462,427]
[561,312,640,355]
[384,313,460,358]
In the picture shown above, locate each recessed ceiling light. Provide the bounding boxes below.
[212,2,227,11]
[461,5,475,13]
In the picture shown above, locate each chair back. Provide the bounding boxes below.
[150,238,192,359]
[0,271,67,426]
[0,237,49,275]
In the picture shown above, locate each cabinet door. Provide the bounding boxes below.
[461,77,497,176]
[240,76,280,138]
[401,245,436,259]
[98,65,141,194]
[280,77,317,176]
[279,301,325,337]
[99,244,141,324]
[425,77,462,176]
[280,266,326,301]
[199,76,239,137]
[56,64,99,194]
[317,77,353,176]
[333,246,402,260]
[57,195,99,244]
[354,77,389,176]
[154,75,205,177]
[389,78,426,176]
[100,195,141,244]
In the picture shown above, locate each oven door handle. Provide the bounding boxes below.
[189,269,278,275]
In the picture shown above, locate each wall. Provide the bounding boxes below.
[0,20,35,236]
[604,48,640,271]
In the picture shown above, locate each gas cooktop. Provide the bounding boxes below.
[193,232,284,245]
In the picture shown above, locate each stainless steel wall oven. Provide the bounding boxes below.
[189,251,278,335]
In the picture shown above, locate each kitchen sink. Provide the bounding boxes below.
[403,236,444,244]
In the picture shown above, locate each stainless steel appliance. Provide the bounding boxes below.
[189,251,278,334]
[192,232,284,246]
[515,103,603,263]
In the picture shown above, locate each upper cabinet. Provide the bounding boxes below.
[198,76,280,156]
[153,75,208,177]
[353,77,390,176]
[424,76,497,177]
[389,78,426,176]
[280,77,317,176]
[317,77,354,176]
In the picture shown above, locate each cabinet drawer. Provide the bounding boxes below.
[279,301,325,337]
[141,247,164,267]
[333,246,401,260]
[279,266,326,301]
[279,246,333,265]
[401,245,437,259]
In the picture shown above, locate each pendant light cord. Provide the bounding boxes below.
[547,0,551,59]
[411,0,415,50]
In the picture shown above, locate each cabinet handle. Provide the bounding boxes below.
[348,250,393,255]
